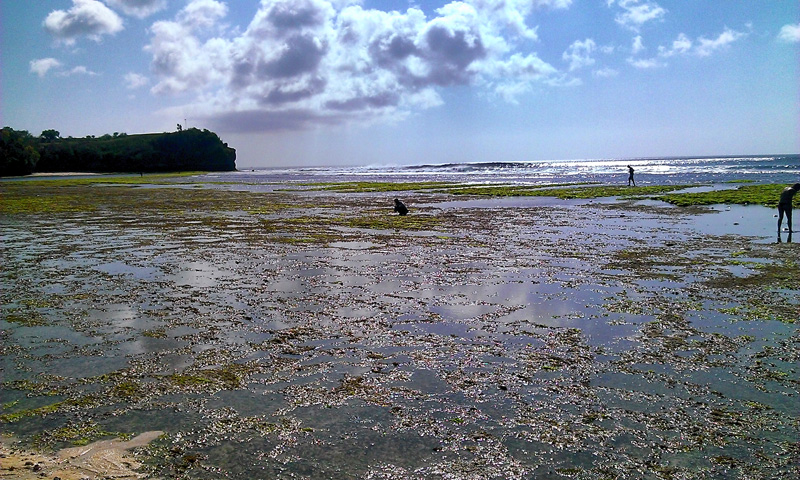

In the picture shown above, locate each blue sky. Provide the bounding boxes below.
[2,0,798,167]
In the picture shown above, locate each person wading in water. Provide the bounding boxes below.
[777,183,800,233]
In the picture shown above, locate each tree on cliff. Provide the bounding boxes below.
[1,127,40,176]
[40,129,61,141]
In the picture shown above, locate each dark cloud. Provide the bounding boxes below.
[231,56,257,89]
[268,2,325,30]
[263,77,327,105]
[324,92,400,111]
[423,25,486,85]
[207,108,344,132]
[230,34,326,91]
[369,33,418,68]
[106,0,167,18]
[260,35,327,78]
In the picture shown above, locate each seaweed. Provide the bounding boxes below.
[661,183,800,208]
[32,421,126,449]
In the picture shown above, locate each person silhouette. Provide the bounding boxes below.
[777,183,800,233]
[394,198,408,216]
[627,165,635,186]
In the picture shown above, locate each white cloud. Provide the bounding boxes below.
[657,28,744,58]
[106,0,167,18]
[60,66,98,76]
[609,0,665,31]
[30,58,63,77]
[628,57,663,69]
[145,0,569,133]
[593,67,618,77]
[658,33,691,57]
[125,72,150,89]
[694,28,744,56]
[30,58,97,77]
[463,0,570,41]
[631,35,644,54]
[563,38,596,71]
[146,0,232,95]
[177,0,228,30]
[43,0,124,44]
[778,23,800,43]
[632,27,745,68]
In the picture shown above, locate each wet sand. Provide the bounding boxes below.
[1,181,798,479]
[1,431,163,479]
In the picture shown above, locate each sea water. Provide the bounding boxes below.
[220,154,799,186]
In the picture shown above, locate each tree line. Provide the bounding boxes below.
[1,127,236,177]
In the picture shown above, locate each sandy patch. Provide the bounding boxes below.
[28,172,101,177]
[0,431,163,480]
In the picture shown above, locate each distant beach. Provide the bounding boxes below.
[30,172,101,176]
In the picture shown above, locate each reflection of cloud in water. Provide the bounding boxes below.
[94,261,159,280]
[170,261,228,287]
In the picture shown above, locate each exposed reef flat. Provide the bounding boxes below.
[1,176,797,479]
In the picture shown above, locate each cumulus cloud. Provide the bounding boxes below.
[125,72,150,89]
[609,0,665,31]
[658,32,691,57]
[30,58,63,77]
[464,0,568,40]
[778,23,800,43]
[562,38,596,71]
[658,28,744,58]
[60,66,98,76]
[627,57,662,69]
[30,58,97,77]
[694,28,745,56]
[629,27,745,69]
[177,0,229,29]
[593,67,618,77]
[146,0,231,94]
[631,35,644,54]
[106,0,167,18]
[43,0,124,44]
[145,0,565,132]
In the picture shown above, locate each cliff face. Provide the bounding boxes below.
[34,128,236,173]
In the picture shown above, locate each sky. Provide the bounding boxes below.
[2,0,799,168]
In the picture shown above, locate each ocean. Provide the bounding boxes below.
[225,154,800,186]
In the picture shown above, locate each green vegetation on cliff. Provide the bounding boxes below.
[1,127,236,176]
[1,128,40,176]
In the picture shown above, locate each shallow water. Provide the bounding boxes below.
[1,183,798,479]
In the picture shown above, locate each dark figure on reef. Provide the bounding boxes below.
[394,198,408,216]
[627,165,635,187]
[777,183,800,233]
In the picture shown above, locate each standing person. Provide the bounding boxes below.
[627,165,635,186]
[777,183,800,232]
